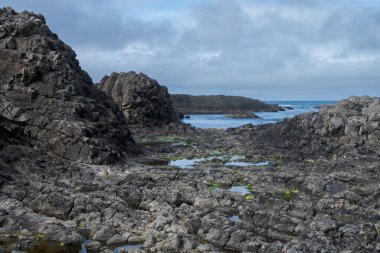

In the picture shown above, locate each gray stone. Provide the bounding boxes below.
[0,8,138,164]
[91,226,115,242]
[97,72,179,127]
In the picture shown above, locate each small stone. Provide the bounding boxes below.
[86,241,101,251]
[91,226,115,242]
[106,233,130,245]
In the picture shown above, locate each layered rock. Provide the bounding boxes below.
[0,6,378,253]
[235,96,380,158]
[0,7,137,164]
[97,72,179,127]
[3,123,378,253]
[171,94,284,114]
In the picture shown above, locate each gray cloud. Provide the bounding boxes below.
[2,0,380,100]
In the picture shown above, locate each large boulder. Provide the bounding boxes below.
[0,7,138,164]
[241,96,380,158]
[97,72,179,127]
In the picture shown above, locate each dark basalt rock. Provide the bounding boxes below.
[238,96,380,158]
[0,7,138,164]
[97,72,179,127]
[171,94,285,114]
[0,7,378,253]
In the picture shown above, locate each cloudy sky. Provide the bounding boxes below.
[3,0,380,100]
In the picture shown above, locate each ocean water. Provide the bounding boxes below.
[182,101,336,129]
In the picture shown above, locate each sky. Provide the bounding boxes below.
[3,0,380,100]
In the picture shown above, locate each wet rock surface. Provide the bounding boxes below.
[0,7,379,253]
[97,72,179,128]
[1,127,379,252]
[0,7,137,164]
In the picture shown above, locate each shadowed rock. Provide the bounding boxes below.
[230,96,380,158]
[224,112,260,119]
[0,7,138,164]
[97,72,179,127]
[0,7,378,253]
[171,94,284,114]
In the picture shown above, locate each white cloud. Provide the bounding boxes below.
[198,51,223,62]
[4,0,380,99]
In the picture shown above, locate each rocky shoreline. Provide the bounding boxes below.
[0,7,379,253]
[224,113,260,119]
[1,117,379,253]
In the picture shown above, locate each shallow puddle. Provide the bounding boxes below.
[225,160,269,166]
[80,240,143,253]
[170,142,186,147]
[169,158,205,169]
[114,243,144,253]
[80,240,90,253]
[229,186,251,195]
[228,215,240,221]
[169,154,269,169]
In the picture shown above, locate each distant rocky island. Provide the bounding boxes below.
[171,94,284,114]
[0,7,379,253]
[225,112,260,119]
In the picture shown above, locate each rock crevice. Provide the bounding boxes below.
[0,7,138,164]
[236,96,380,158]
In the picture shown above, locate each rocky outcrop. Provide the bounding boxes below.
[97,72,179,127]
[0,7,378,253]
[171,94,284,114]
[234,96,380,158]
[0,7,137,164]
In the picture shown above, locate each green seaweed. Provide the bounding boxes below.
[35,234,46,241]
[136,135,189,146]
[274,189,299,200]
[269,154,286,161]
[305,159,316,164]
[244,154,266,163]
[205,180,226,189]
[244,194,254,201]
[246,184,254,192]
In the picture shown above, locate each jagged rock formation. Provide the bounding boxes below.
[171,94,284,114]
[0,7,378,253]
[0,7,137,164]
[231,96,380,158]
[97,72,179,127]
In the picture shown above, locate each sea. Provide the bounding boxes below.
[181,101,336,129]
